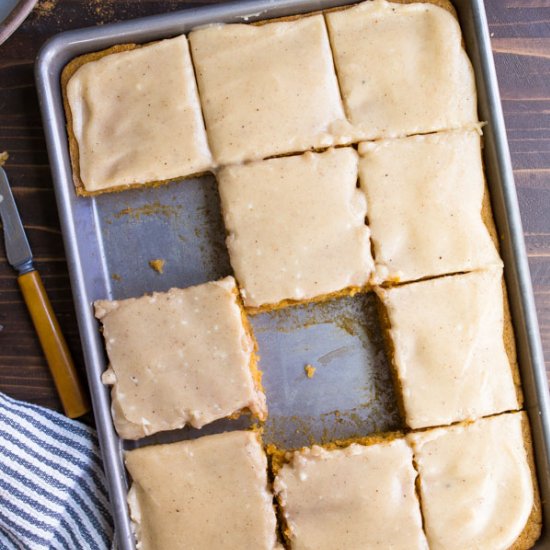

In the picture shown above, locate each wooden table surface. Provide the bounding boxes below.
[0,0,549,412]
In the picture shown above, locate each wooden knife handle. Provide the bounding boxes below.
[18,270,90,418]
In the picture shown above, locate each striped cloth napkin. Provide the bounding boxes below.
[0,392,113,549]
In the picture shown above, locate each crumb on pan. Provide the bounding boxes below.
[148,259,165,274]
[304,364,316,378]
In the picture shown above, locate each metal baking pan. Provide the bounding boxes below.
[35,1,550,548]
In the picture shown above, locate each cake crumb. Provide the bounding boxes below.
[111,273,121,282]
[35,0,57,17]
[149,259,165,274]
[114,201,179,220]
[304,364,316,378]
[0,152,8,167]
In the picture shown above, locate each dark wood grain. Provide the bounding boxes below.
[0,0,549,411]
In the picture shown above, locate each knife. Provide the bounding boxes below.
[0,166,90,418]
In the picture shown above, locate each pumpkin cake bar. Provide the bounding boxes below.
[126,431,281,550]
[358,130,502,284]
[63,35,212,194]
[189,15,352,165]
[408,412,541,550]
[376,268,522,430]
[217,148,374,312]
[273,435,428,549]
[95,276,266,439]
[325,0,478,140]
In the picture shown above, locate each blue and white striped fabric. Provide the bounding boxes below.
[0,392,113,549]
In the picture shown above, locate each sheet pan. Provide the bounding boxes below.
[35,1,550,547]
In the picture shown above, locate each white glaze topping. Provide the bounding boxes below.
[326,0,478,140]
[126,431,281,550]
[67,35,212,191]
[274,439,428,550]
[359,131,502,283]
[189,16,353,165]
[377,269,520,429]
[408,413,534,550]
[217,148,374,308]
[96,277,266,439]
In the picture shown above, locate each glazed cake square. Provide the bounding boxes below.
[408,413,541,550]
[189,15,351,165]
[95,277,266,439]
[326,0,478,140]
[217,148,374,310]
[65,35,212,193]
[126,431,281,550]
[273,437,427,550]
[358,130,502,283]
[376,269,521,429]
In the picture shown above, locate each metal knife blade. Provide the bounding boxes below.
[0,167,34,274]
